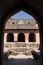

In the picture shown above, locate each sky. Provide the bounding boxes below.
[11,11,33,19]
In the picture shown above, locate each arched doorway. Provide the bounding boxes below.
[7,33,14,42]
[18,33,25,42]
[29,33,36,42]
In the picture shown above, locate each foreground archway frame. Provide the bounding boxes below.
[0,0,43,65]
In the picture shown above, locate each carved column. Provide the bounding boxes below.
[25,33,29,42]
[14,33,18,42]
[4,33,8,43]
[35,33,40,43]
[25,33,29,47]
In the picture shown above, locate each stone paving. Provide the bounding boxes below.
[6,55,37,65]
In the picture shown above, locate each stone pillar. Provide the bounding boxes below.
[35,33,40,43]
[4,33,8,43]
[25,33,29,42]
[14,33,18,42]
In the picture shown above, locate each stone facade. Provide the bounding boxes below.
[4,18,40,55]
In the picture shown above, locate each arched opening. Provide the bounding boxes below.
[29,33,36,42]
[3,10,40,65]
[18,33,25,42]
[7,33,14,42]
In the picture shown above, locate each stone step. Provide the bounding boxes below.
[15,48,28,52]
[10,47,30,52]
[8,48,32,55]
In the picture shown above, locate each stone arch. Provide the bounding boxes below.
[29,33,36,42]
[7,33,14,42]
[18,33,25,42]
[0,0,43,65]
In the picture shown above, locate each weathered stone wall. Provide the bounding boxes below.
[4,42,39,55]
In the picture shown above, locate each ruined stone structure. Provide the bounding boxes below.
[4,18,40,55]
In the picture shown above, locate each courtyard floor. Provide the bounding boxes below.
[6,55,37,65]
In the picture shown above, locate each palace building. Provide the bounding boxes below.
[4,18,40,55]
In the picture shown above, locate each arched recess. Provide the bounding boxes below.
[0,0,43,65]
[7,33,14,42]
[18,33,25,42]
[29,33,36,42]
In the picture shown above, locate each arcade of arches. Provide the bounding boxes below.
[4,32,38,42]
[4,31,40,55]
